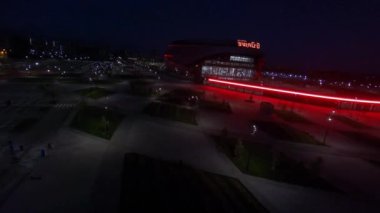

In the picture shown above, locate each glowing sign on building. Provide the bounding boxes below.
[237,40,260,49]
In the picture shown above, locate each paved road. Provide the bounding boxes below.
[1,79,380,213]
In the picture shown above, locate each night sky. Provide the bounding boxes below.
[1,0,379,73]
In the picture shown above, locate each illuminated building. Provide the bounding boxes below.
[164,39,264,82]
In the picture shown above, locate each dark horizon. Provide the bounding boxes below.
[1,0,379,73]
[1,2,380,212]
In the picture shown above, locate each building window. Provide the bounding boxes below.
[230,56,254,63]
[201,65,254,79]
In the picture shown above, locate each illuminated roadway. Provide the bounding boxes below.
[207,78,380,105]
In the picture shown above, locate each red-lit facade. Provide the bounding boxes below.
[164,39,264,82]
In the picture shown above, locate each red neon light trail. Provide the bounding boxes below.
[207,78,380,105]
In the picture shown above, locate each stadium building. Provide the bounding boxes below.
[164,39,264,82]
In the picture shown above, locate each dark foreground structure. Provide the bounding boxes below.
[121,153,267,213]
[164,39,264,82]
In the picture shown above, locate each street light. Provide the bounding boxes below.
[323,116,333,145]
[247,124,258,171]
[327,116,332,122]
[250,124,257,136]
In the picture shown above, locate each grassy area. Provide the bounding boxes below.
[199,99,232,113]
[78,87,113,99]
[332,115,369,129]
[39,106,51,112]
[368,160,380,168]
[129,80,155,96]
[90,79,121,84]
[275,110,312,124]
[144,102,197,125]
[70,106,123,139]
[121,153,268,213]
[252,121,324,145]
[57,78,87,84]
[159,89,231,113]
[159,89,204,106]
[10,77,55,83]
[12,118,38,132]
[214,135,336,190]
[59,78,120,85]
[115,74,156,80]
[338,130,380,149]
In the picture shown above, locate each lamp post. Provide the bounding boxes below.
[322,116,333,145]
[104,106,109,134]
[250,124,257,136]
[246,124,257,171]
